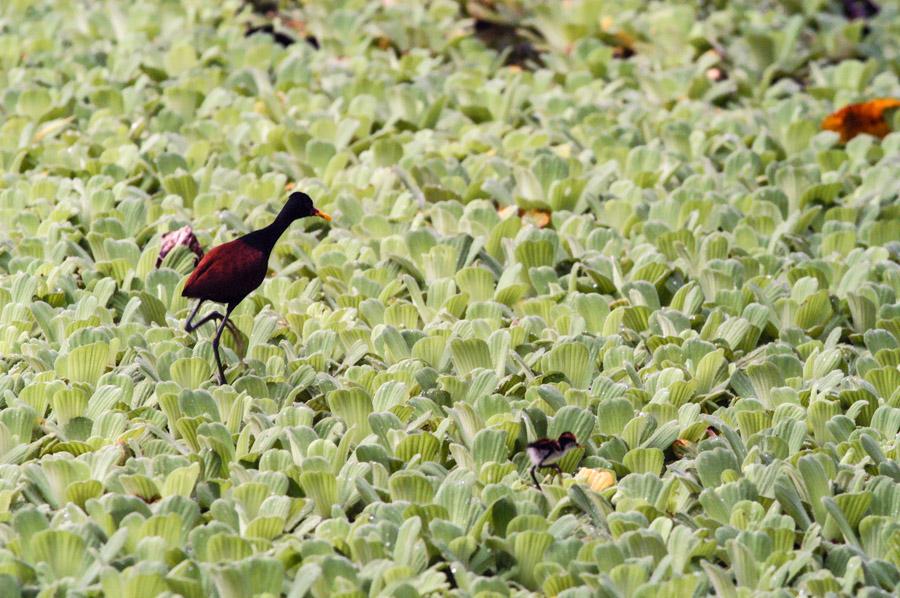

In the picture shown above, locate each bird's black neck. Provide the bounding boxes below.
[247,209,294,254]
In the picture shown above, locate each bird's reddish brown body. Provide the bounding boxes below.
[182,238,268,305]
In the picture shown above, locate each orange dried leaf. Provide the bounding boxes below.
[821,98,900,143]
[575,468,616,493]
[522,209,551,228]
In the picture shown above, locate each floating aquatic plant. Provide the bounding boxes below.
[0,0,897,596]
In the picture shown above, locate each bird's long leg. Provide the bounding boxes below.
[184,301,244,354]
[210,317,244,355]
[185,300,228,334]
[211,304,236,385]
[530,465,542,491]
[187,310,225,333]
[184,300,205,332]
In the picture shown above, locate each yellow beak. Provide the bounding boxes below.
[315,209,332,221]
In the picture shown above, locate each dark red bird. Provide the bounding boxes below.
[182,191,331,384]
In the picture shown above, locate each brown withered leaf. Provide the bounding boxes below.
[821,98,900,143]
[243,0,278,15]
[600,16,637,59]
[842,0,879,20]
[473,20,544,68]
[464,1,544,68]
[157,226,204,268]
[495,205,552,228]
[611,32,636,59]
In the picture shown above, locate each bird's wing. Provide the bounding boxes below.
[181,238,269,303]
[182,242,230,296]
[526,438,559,451]
[182,240,263,297]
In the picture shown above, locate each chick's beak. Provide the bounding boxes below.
[314,209,332,221]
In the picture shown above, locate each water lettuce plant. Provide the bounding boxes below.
[0,0,898,596]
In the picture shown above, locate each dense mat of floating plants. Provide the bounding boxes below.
[0,0,899,596]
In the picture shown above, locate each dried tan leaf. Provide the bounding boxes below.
[522,209,551,228]
[575,468,615,493]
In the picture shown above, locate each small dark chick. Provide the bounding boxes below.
[526,432,581,491]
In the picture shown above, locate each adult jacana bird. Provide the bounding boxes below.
[182,191,331,384]
[526,432,581,491]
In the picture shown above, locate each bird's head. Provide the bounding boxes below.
[558,432,580,452]
[284,191,332,222]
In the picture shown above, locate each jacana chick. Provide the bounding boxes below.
[182,191,331,384]
[526,432,580,491]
